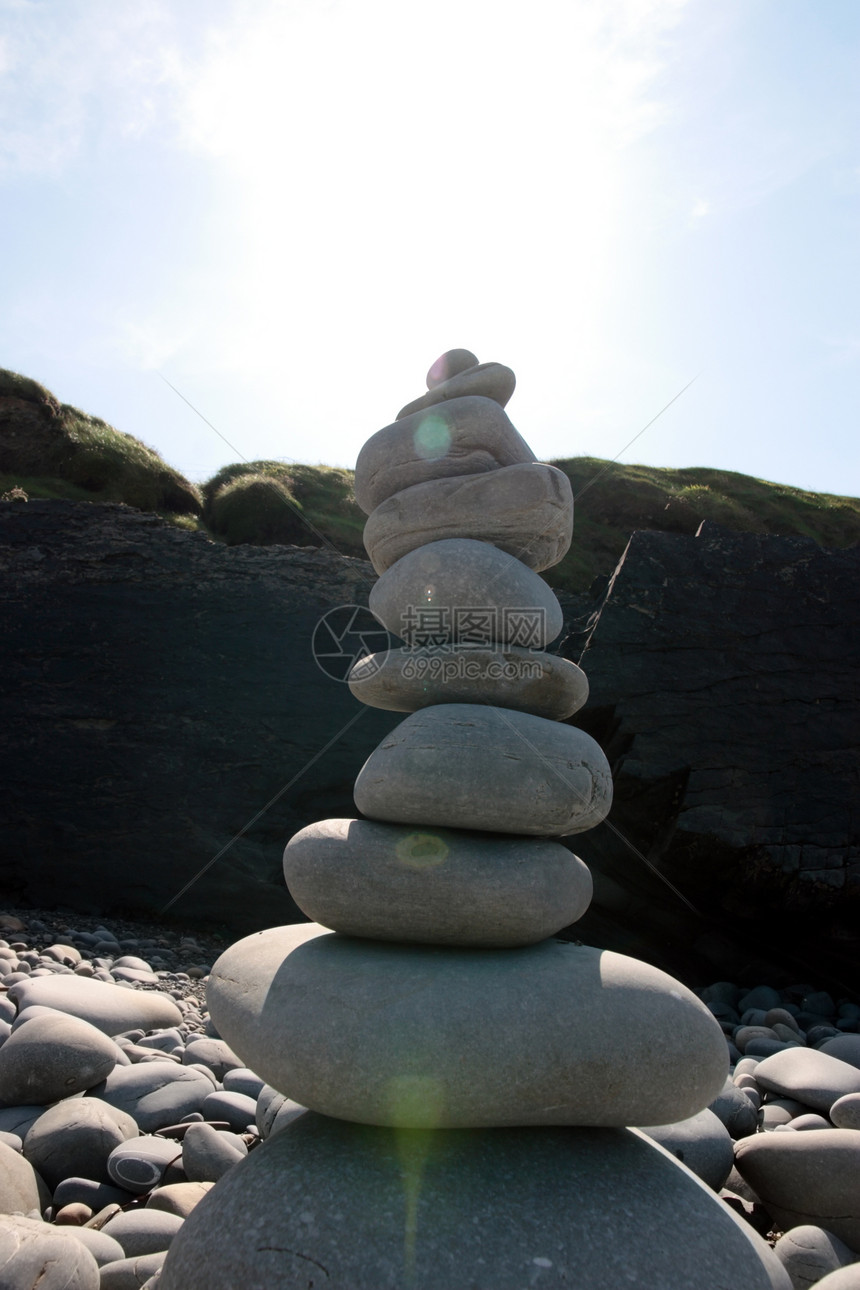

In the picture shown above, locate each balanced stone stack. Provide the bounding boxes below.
[160,352,790,1289]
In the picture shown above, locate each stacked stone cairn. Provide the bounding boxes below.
[161,352,791,1288]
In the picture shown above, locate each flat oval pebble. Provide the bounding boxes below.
[7,974,182,1034]
[0,1012,118,1103]
[814,1269,860,1289]
[201,1090,257,1132]
[157,1113,789,1290]
[830,1092,860,1129]
[108,1136,184,1193]
[99,1251,167,1289]
[181,1036,242,1080]
[283,818,593,945]
[425,348,479,388]
[637,1108,734,1191]
[772,1226,857,1288]
[221,1068,265,1100]
[0,1214,100,1289]
[354,396,536,513]
[754,1047,860,1114]
[0,1139,49,1215]
[369,538,563,647]
[23,1097,139,1192]
[363,463,572,574]
[68,1226,126,1267]
[708,1077,760,1139]
[734,1128,860,1250]
[146,1181,214,1217]
[820,1035,860,1069]
[349,645,588,720]
[354,704,612,836]
[101,1209,184,1258]
[91,1063,216,1133]
[398,361,517,418]
[207,923,727,1129]
[182,1122,248,1183]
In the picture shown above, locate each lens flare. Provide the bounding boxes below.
[413,414,451,460]
[395,833,449,870]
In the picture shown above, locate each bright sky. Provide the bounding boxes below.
[1,0,858,497]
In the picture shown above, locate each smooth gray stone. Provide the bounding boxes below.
[754,1048,860,1114]
[709,1077,760,1139]
[221,1069,265,1100]
[98,1251,167,1289]
[830,1092,860,1129]
[734,1129,860,1250]
[637,1108,734,1191]
[353,704,612,836]
[181,1037,242,1081]
[425,348,479,389]
[789,1112,833,1130]
[814,1268,860,1289]
[201,1090,257,1132]
[0,1214,100,1289]
[158,1114,789,1290]
[349,645,588,720]
[739,986,784,1012]
[363,463,571,574]
[0,1012,118,1104]
[65,1225,126,1267]
[54,1177,134,1211]
[354,397,536,514]
[0,1105,45,1140]
[0,1130,21,1150]
[254,1086,286,1139]
[369,538,563,647]
[268,1099,307,1137]
[283,818,593,946]
[207,923,727,1129]
[399,362,517,418]
[7,976,182,1035]
[820,1035,860,1070]
[182,1123,247,1183]
[0,1139,49,1214]
[91,1063,215,1133]
[772,1226,857,1290]
[146,1182,214,1218]
[23,1097,139,1192]
[101,1210,184,1258]
[108,1136,184,1193]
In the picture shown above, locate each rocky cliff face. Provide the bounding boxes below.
[0,501,398,932]
[2,502,857,984]
[566,520,860,988]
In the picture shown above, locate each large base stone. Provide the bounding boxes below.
[207,924,727,1128]
[159,1113,790,1289]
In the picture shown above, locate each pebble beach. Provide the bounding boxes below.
[0,904,858,1288]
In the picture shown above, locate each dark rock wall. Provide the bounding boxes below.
[2,502,858,987]
[567,521,860,988]
[0,502,397,932]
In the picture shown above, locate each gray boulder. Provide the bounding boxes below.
[157,1114,790,1289]
[363,463,572,574]
[349,645,588,720]
[354,396,535,513]
[369,538,563,647]
[283,817,593,946]
[734,1129,860,1249]
[0,1214,100,1289]
[353,704,612,836]
[207,923,727,1129]
[398,361,516,418]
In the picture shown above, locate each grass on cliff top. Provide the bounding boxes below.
[0,367,202,516]
[546,457,860,593]
[202,460,366,554]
